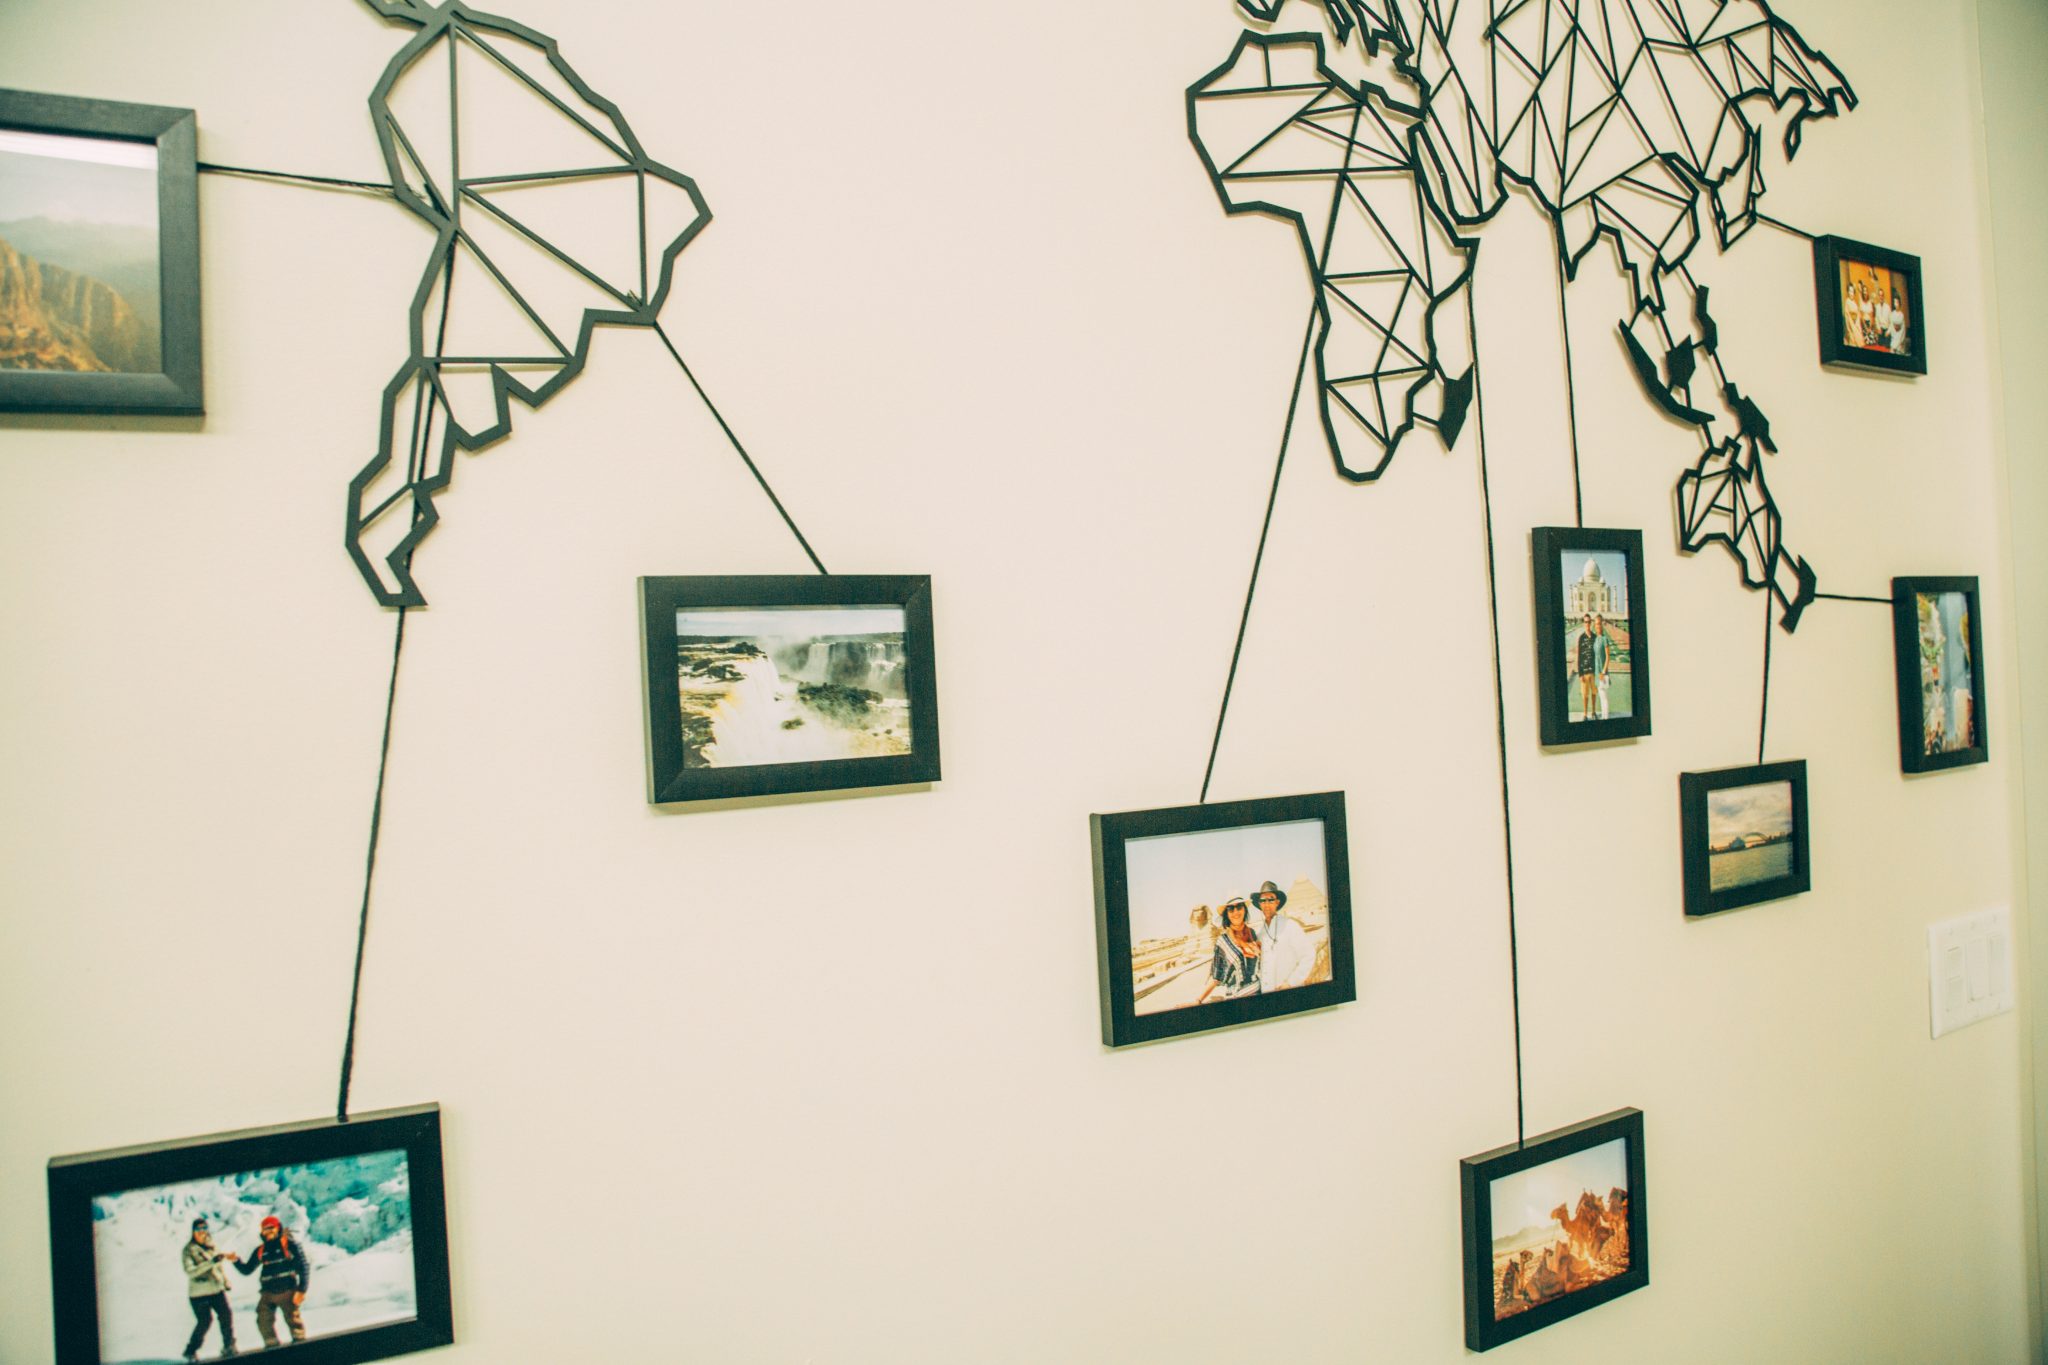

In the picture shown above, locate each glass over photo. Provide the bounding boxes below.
[1124,818,1334,1016]
[1488,1139,1631,1323]
[88,1150,417,1364]
[1836,258,1911,357]
[1914,591,1976,756]
[0,127,162,374]
[1705,779,1796,892]
[674,604,910,768]
[1557,550,1633,723]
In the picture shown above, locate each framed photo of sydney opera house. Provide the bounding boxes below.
[0,89,203,414]
[1531,527,1653,747]
[639,574,941,803]
[1678,760,1811,917]
[1091,791,1355,1047]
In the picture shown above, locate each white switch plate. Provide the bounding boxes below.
[1928,907,2015,1039]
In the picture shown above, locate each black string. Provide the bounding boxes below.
[1753,212,1818,242]
[1758,588,1773,765]
[1464,289,1525,1149]
[336,606,409,1122]
[1814,591,1892,605]
[198,161,397,197]
[651,320,829,577]
[1554,248,1584,528]
[1200,304,1321,805]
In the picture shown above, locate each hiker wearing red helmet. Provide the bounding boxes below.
[231,1216,311,1348]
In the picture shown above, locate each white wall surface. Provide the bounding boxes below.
[0,2,2036,1361]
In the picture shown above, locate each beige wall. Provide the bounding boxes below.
[0,2,2036,1361]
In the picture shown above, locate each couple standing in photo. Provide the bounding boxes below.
[1571,614,1613,721]
[1194,880,1315,1004]
[179,1215,311,1360]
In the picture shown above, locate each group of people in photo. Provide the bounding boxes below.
[1842,274,1910,355]
[1192,880,1318,1004]
[178,1216,311,1360]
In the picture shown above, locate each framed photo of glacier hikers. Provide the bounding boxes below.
[1091,791,1356,1047]
[639,574,942,804]
[0,88,204,414]
[46,1103,454,1365]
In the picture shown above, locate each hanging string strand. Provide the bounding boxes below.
[1199,304,1322,805]
[1752,212,1818,242]
[1554,249,1585,528]
[1757,588,1774,765]
[336,606,410,1122]
[198,161,397,197]
[1814,590,1892,605]
[651,320,829,576]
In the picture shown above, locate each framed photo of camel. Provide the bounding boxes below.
[0,89,204,414]
[1460,1108,1648,1352]
[47,1103,454,1365]
[1532,527,1653,746]
[1091,791,1356,1047]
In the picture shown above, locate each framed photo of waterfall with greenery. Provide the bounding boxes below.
[0,89,203,414]
[639,575,941,804]
[47,1103,453,1365]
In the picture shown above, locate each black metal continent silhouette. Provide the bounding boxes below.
[346,0,710,607]
[1189,0,1855,629]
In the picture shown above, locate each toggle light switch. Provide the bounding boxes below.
[1929,907,2016,1039]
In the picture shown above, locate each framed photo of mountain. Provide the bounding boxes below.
[1091,791,1356,1047]
[1460,1108,1648,1352]
[0,89,202,414]
[47,1104,454,1365]
[639,574,942,803]
[1532,527,1653,746]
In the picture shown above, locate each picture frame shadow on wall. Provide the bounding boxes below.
[0,88,204,415]
[1460,1108,1648,1352]
[1531,527,1652,747]
[1091,791,1356,1047]
[639,575,941,804]
[1812,234,1926,376]
[1891,575,1987,773]
[47,1104,454,1365]
[1678,760,1812,917]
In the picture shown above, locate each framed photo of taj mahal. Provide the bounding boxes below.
[1531,527,1652,746]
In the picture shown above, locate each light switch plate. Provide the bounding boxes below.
[1929,907,2015,1039]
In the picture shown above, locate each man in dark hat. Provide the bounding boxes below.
[1251,880,1314,992]
[180,1217,237,1361]
[233,1215,311,1348]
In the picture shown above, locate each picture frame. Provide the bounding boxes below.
[1460,1108,1648,1352]
[1891,575,1987,773]
[48,1104,453,1365]
[1812,234,1926,375]
[1678,760,1811,916]
[1531,527,1652,746]
[1091,791,1355,1047]
[0,88,204,414]
[639,574,941,803]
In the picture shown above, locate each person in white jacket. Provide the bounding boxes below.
[180,1218,237,1361]
[1252,881,1315,993]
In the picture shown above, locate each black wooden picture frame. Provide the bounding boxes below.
[1092,791,1355,1047]
[1531,527,1652,746]
[1679,760,1811,917]
[1891,575,1988,773]
[1461,1108,1648,1352]
[0,89,203,414]
[1812,234,1926,375]
[48,1104,453,1365]
[639,574,941,804]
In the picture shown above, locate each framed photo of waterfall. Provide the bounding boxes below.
[639,574,942,804]
[47,1103,454,1365]
[0,89,203,414]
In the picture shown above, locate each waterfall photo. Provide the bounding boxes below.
[640,576,942,803]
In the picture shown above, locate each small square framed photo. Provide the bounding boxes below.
[1531,527,1652,746]
[1892,576,1987,773]
[1679,760,1811,916]
[47,1104,453,1365]
[0,89,203,414]
[1460,1108,1648,1353]
[639,575,941,803]
[1813,234,1925,375]
[1091,791,1355,1047]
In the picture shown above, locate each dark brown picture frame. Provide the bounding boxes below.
[1679,760,1811,917]
[1531,527,1653,746]
[1891,575,1988,773]
[0,88,204,414]
[1812,233,1925,375]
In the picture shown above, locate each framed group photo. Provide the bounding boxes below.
[639,574,941,803]
[0,88,203,414]
[1812,234,1926,375]
[1891,576,1987,773]
[1091,791,1355,1047]
[47,1104,453,1365]
[1461,1108,1648,1352]
[1531,527,1652,746]
[1678,760,1811,917]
